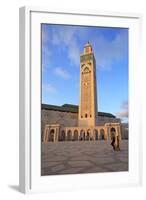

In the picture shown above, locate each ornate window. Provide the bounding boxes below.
[83,66,90,73]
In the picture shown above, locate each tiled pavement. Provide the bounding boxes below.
[41,140,128,176]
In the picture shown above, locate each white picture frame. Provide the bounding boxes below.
[19,6,143,194]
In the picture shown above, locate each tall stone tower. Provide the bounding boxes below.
[78,42,98,127]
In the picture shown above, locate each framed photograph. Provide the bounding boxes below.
[19,7,143,193]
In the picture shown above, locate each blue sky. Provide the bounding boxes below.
[41,24,128,122]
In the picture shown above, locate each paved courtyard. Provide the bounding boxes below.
[41,140,128,176]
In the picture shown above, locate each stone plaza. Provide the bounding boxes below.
[41,140,128,176]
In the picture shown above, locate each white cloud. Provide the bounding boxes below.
[42,83,56,94]
[51,27,128,69]
[52,26,80,66]
[116,100,128,119]
[43,25,128,70]
[54,67,70,79]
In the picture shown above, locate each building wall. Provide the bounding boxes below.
[97,116,121,125]
[41,109,78,139]
[41,109,126,140]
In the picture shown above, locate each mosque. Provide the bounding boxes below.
[42,43,128,143]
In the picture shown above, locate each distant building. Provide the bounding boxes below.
[42,43,128,142]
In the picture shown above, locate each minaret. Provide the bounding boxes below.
[78,42,98,127]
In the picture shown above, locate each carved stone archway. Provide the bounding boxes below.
[94,129,98,140]
[59,130,66,141]
[80,129,86,141]
[73,130,78,141]
[100,129,105,140]
[110,127,116,140]
[86,129,91,140]
[48,129,55,142]
[67,130,72,141]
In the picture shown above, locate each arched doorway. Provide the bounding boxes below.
[100,129,105,140]
[48,129,55,142]
[110,127,116,140]
[67,130,72,141]
[80,129,85,140]
[73,130,78,141]
[86,129,91,140]
[59,130,66,141]
[94,129,98,140]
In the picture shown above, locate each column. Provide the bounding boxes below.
[93,130,95,140]
[106,127,108,140]
[108,126,111,140]
[85,130,87,140]
[71,130,73,141]
[54,128,57,142]
[43,127,47,143]
[65,130,67,141]
[118,126,121,140]
[114,127,118,147]
[104,128,106,140]
[56,127,59,141]
[98,129,100,140]
[91,129,94,140]
[45,127,50,143]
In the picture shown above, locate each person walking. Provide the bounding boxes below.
[111,135,116,150]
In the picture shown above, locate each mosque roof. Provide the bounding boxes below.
[41,103,116,118]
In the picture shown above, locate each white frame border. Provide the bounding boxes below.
[19,7,143,194]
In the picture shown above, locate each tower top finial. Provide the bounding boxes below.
[84,41,91,47]
[83,42,92,54]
